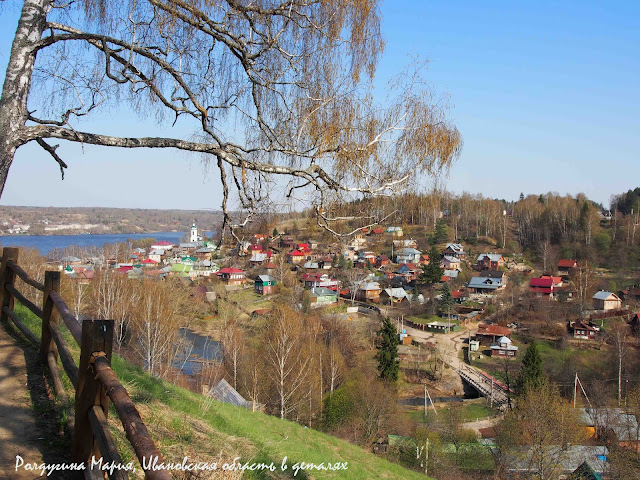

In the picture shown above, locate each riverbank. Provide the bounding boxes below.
[0,231,213,255]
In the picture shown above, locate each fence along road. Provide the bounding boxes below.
[0,247,171,479]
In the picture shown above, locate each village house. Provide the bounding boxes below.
[191,260,218,279]
[580,408,640,453]
[302,273,339,290]
[254,275,276,295]
[386,226,403,237]
[279,235,296,250]
[452,290,467,303]
[356,250,376,265]
[479,269,507,284]
[393,239,418,249]
[395,247,421,264]
[376,254,390,268]
[490,336,518,357]
[467,275,506,293]
[394,263,420,283]
[147,248,165,263]
[529,277,555,297]
[216,267,246,286]
[357,281,382,303]
[349,235,367,251]
[250,250,272,265]
[475,324,512,346]
[443,243,466,258]
[194,246,215,260]
[150,240,174,251]
[441,255,461,270]
[287,250,306,264]
[476,253,505,270]
[370,227,385,235]
[140,258,158,267]
[617,287,640,302]
[571,320,598,340]
[309,287,338,307]
[592,291,622,311]
[381,287,410,304]
[419,254,430,266]
[558,259,578,276]
[441,269,459,282]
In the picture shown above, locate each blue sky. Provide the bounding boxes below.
[0,0,638,209]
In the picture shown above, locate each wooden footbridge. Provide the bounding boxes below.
[457,363,511,409]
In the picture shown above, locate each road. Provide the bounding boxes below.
[401,321,511,408]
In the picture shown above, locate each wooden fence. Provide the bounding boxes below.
[0,247,171,480]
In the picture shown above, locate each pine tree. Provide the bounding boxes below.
[439,283,454,318]
[433,219,449,244]
[420,246,444,285]
[376,317,400,382]
[519,192,525,201]
[517,340,545,393]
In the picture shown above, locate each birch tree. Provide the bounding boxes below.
[262,304,310,419]
[0,0,460,238]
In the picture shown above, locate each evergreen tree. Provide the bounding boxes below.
[433,218,449,244]
[519,192,525,201]
[376,317,400,382]
[272,227,279,237]
[420,246,444,285]
[439,283,454,318]
[517,340,545,393]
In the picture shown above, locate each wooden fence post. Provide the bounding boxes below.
[72,319,114,470]
[40,271,61,362]
[0,247,19,324]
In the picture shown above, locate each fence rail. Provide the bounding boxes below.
[0,247,171,479]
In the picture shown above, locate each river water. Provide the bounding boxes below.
[0,231,214,255]
[175,328,223,376]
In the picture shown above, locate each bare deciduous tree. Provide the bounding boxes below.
[262,304,310,419]
[1,0,461,238]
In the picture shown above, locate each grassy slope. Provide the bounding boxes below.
[14,305,428,480]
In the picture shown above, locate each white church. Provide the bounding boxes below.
[190,223,203,243]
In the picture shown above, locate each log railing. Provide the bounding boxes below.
[0,247,171,479]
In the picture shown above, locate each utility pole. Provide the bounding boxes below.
[573,372,578,408]
[424,384,427,416]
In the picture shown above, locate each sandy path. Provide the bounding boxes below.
[0,325,47,479]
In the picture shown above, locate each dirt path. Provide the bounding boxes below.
[0,321,67,479]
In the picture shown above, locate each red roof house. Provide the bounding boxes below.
[216,267,246,286]
[529,277,555,296]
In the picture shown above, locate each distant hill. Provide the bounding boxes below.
[0,205,223,235]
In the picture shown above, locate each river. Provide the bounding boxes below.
[0,231,213,255]
[175,328,223,376]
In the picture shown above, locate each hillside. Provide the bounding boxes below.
[14,305,428,480]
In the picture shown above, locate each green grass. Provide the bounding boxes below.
[472,336,603,381]
[12,304,430,479]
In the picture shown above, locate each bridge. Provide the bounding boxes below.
[457,363,511,409]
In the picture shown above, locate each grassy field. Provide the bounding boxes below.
[13,304,429,479]
[471,335,604,381]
